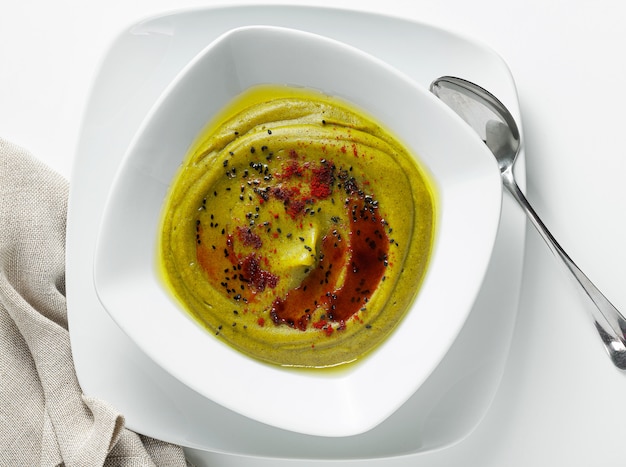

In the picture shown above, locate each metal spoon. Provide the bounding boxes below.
[430,75,626,370]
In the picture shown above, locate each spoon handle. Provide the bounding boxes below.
[501,169,626,369]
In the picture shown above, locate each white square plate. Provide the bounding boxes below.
[67,5,524,462]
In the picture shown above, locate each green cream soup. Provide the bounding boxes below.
[158,86,436,368]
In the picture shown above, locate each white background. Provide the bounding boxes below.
[3,1,626,465]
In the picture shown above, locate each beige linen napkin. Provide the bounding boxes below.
[0,138,190,467]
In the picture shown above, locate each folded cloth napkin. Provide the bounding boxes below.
[0,138,190,467]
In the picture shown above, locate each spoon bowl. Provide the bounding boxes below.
[431,76,626,370]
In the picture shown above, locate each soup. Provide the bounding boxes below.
[158,85,436,368]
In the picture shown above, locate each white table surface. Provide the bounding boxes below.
[3,1,626,465]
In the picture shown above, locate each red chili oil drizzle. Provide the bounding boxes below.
[270,232,348,330]
[270,196,389,331]
[195,223,214,278]
[325,197,389,321]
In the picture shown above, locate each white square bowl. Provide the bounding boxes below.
[93,25,501,437]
